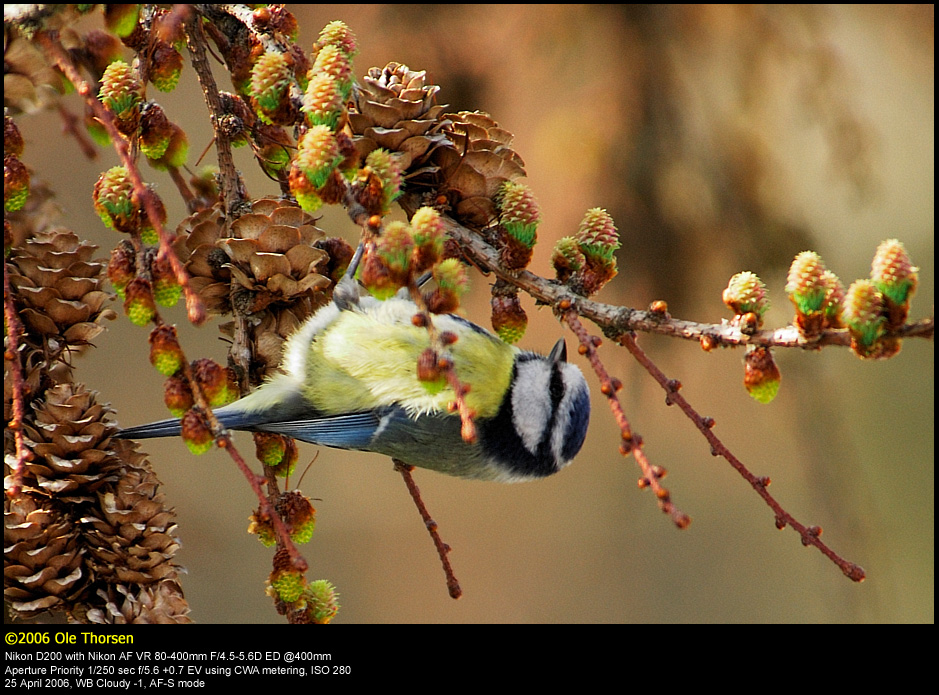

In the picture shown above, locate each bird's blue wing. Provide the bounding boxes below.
[256,410,384,450]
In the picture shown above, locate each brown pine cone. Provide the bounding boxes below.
[432,111,527,228]
[348,62,451,170]
[17,383,124,500]
[4,494,86,619]
[6,229,116,360]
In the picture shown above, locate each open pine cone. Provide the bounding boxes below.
[174,198,333,379]
[349,62,451,170]
[4,494,86,618]
[173,198,331,317]
[432,111,527,228]
[16,383,123,500]
[81,450,184,587]
[85,579,191,624]
[6,229,116,360]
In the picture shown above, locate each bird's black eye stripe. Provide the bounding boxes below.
[479,360,559,478]
[548,361,565,410]
[532,362,565,462]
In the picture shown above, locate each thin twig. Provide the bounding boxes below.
[399,193,933,350]
[2,266,32,498]
[56,103,98,160]
[562,310,690,529]
[36,27,309,575]
[218,433,307,573]
[35,30,207,327]
[618,331,866,582]
[405,281,478,444]
[183,11,247,217]
[393,460,463,599]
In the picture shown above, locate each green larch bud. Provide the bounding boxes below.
[93,166,136,232]
[376,221,413,278]
[565,208,620,296]
[491,292,528,344]
[744,345,781,404]
[409,206,446,272]
[288,163,323,213]
[107,241,136,299]
[364,148,403,214]
[279,491,316,545]
[123,276,156,326]
[433,258,469,295]
[576,208,620,262]
[786,250,840,338]
[254,431,289,467]
[302,73,343,130]
[248,510,277,547]
[358,246,397,300]
[360,224,413,300]
[149,41,183,92]
[843,279,889,358]
[723,271,770,319]
[138,189,167,247]
[150,252,181,307]
[820,269,845,327]
[181,408,213,455]
[148,324,184,376]
[146,122,188,170]
[254,432,298,477]
[4,155,29,212]
[99,60,142,118]
[498,180,540,249]
[311,44,354,99]
[250,50,292,114]
[191,358,238,407]
[138,102,173,160]
[416,348,447,395]
[426,258,469,313]
[316,20,358,58]
[163,374,194,417]
[296,125,342,189]
[270,557,306,604]
[871,238,918,307]
[104,4,140,38]
[551,236,586,283]
[785,251,828,315]
[303,579,340,624]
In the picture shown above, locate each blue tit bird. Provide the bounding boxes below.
[116,257,591,482]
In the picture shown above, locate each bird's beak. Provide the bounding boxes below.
[549,337,567,363]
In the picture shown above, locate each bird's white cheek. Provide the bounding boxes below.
[511,362,551,455]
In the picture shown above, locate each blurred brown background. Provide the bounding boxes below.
[13,4,933,623]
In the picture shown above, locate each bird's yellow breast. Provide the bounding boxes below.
[299,296,517,418]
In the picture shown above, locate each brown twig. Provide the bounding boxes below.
[561,309,690,529]
[399,193,933,350]
[617,331,866,582]
[402,194,873,580]
[219,433,307,573]
[393,460,463,599]
[405,281,478,445]
[2,266,32,498]
[35,26,311,578]
[56,103,98,160]
[35,30,207,327]
[183,11,248,218]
